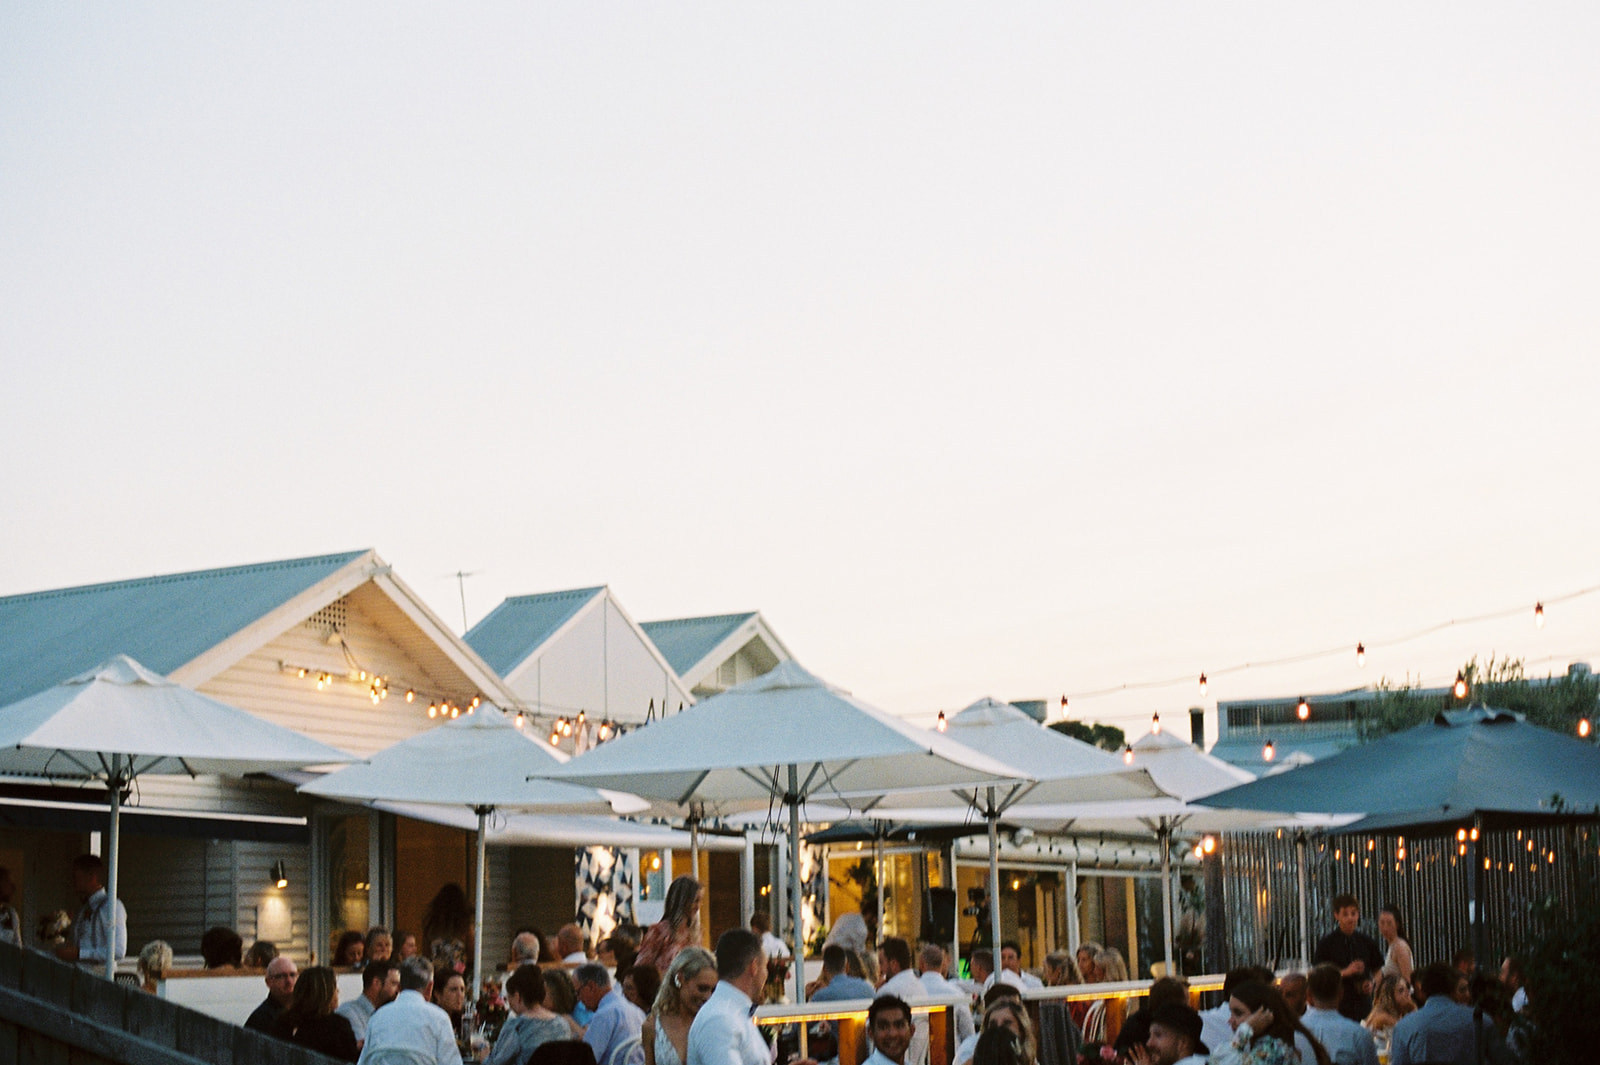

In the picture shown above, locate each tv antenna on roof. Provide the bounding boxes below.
[445,571,480,634]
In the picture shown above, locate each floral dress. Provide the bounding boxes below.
[1208,1023,1298,1065]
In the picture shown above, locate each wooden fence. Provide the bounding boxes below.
[0,939,341,1065]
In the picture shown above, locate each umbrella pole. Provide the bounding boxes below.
[986,788,1002,957]
[873,833,884,941]
[104,757,123,982]
[1471,815,1485,972]
[473,805,489,1002]
[788,765,805,1003]
[1295,831,1310,968]
[1159,822,1174,974]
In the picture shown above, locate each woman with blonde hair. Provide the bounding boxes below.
[642,947,718,1065]
[137,940,173,993]
[979,998,1037,1065]
[1081,948,1129,1045]
[636,877,702,971]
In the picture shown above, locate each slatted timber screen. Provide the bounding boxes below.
[0,939,340,1065]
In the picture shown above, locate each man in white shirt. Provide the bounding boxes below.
[690,929,810,1065]
[751,912,790,962]
[358,956,458,1065]
[998,942,1043,991]
[1301,964,1378,1065]
[337,958,401,1048]
[917,943,975,1044]
[559,923,590,965]
[876,939,929,1065]
[577,962,647,1065]
[865,996,914,1065]
[54,854,126,969]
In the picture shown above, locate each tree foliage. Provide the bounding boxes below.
[1048,718,1126,751]
[1514,900,1600,1065]
[1356,656,1599,740]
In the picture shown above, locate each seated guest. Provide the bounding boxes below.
[1277,972,1309,1018]
[333,929,366,968]
[274,965,359,1062]
[1302,964,1379,1065]
[492,964,583,1065]
[953,987,1027,1065]
[577,962,647,1065]
[201,926,244,969]
[542,966,585,1035]
[1363,970,1414,1037]
[243,940,278,969]
[1115,977,1191,1060]
[625,963,662,1013]
[810,944,875,1001]
[395,929,419,959]
[433,969,469,1031]
[361,955,458,1065]
[1132,1003,1209,1065]
[1389,962,1507,1065]
[245,955,299,1033]
[364,926,393,963]
[137,940,173,993]
[337,959,400,1047]
[558,923,589,965]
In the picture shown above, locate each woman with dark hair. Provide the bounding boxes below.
[973,1026,1024,1065]
[1377,906,1413,981]
[624,962,661,1013]
[541,966,584,1035]
[636,876,702,971]
[274,965,359,1062]
[423,883,474,975]
[489,965,573,1065]
[332,929,365,968]
[1215,981,1330,1065]
[201,926,244,969]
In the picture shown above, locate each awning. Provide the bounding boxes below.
[0,793,308,843]
[375,801,747,851]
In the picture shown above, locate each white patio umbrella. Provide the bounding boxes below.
[0,654,355,980]
[867,698,1167,955]
[545,661,1032,1002]
[299,704,645,996]
[1004,728,1356,969]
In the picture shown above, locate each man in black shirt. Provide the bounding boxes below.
[1311,892,1385,1021]
[244,955,299,1032]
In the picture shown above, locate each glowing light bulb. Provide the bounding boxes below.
[1580,718,1592,739]
[514,712,525,728]
[1356,643,1365,667]
[1457,828,1467,842]
[1122,745,1134,765]
[297,667,308,678]
[1535,602,1545,628]
[428,703,438,718]
[1060,694,1069,710]
[1297,697,1310,721]
[1151,712,1161,734]
[405,689,415,703]
[1202,835,1216,854]
[599,721,613,741]
[577,711,586,726]
[936,711,948,733]
[1454,672,1469,700]
[1198,673,1207,696]
[450,706,460,719]
[471,695,481,708]
[1263,738,1276,762]
[550,730,561,747]
[1193,844,1205,860]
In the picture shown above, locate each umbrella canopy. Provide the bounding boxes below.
[1195,707,1600,830]
[0,654,355,979]
[867,698,1166,953]
[547,661,1031,1001]
[1196,706,1600,966]
[300,704,642,994]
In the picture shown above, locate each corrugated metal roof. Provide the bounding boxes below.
[464,587,605,676]
[639,613,756,676]
[0,550,369,708]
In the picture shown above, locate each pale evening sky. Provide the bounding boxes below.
[3,5,1598,741]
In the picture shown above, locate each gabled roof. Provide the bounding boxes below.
[639,613,758,677]
[0,550,369,708]
[465,587,606,676]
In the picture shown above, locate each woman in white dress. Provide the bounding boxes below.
[1377,906,1414,982]
[642,947,718,1065]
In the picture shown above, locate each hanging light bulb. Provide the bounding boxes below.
[1151,712,1161,734]
[1122,745,1134,765]
[450,705,460,719]
[514,712,525,729]
[1457,828,1467,842]
[1263,738,1276,762]
[1454,671,1469,700]
[1202,835,1217,854]
[405,688,415,703]
[296,667,308,678]
[936,710,948,733]
[1193,843,1205,860]
[549,728,561,747]
[1296,697,1310,721]
[1060,694,1069,710]
[1580,717,1592,739]
[315,673,328,691]
[428,703,438,718]
[1198,673,1207,696]
[471,695,481,709]
[1535,602,1545,628]
[576,711,586,727]
[599,720,613,741]
[1356,643,1366,667]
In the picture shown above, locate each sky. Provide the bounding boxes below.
[4,4,1599,741]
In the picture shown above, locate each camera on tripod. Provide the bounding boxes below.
[960,886,988,917]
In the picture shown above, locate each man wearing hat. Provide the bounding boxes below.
[1131,1003,1209,1065]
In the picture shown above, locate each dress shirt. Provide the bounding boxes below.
[951,1034,978,1065]
[74,888,127,965]
[1199,1002,1234,1061]
[1389,996,1507,1065]
[918,971,975,1043]
[1302,1005,1378,1065]
[864,1050,904,1065]
[337,993,378,1044]
[585,986,647,1065]
[876,970,929,1065]
[358,988,458,1065]
[759,931,791,960]
[1000,969,1043,990]
[687,981,771,1065]
[812,974,875,1002]
[564,951,590,965]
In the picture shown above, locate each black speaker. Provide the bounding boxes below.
[922,886,956,943]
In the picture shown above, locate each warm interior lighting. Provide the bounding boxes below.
[1356,643,1365,667]
[271,860,288,890]
[936,710,948,733]
[1296,697,1310,721]
[1262,738,1276,762]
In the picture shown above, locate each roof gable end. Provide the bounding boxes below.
[465,587,607,677]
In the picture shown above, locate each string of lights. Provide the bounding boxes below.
[1057,579,1600,712]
